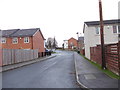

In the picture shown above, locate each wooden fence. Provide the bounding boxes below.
[80,49,85,56]
[90,46,102,65]
[1,49,38,66]
[90,42,120,75]
[105,42,120,75]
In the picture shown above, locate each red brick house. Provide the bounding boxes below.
[0,28,45,52]
[68,37,78,50]
[78,37,85,55]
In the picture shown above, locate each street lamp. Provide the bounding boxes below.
[76,32,79,50]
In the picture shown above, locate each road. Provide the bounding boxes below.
[3,50,80,88]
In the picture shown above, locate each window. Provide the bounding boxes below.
[96,27,100,34]
[118,25,120,33]
[1,38,6,43]
[113,25,117,33]
[70,42,73,46]
[12,38,18,44]
[24,37,29,43]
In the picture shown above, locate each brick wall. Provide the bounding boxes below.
[33,31,45,52]
[2,37,33,49]
[68,38,78,50]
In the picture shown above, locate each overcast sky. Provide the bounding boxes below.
[0,0,119,47]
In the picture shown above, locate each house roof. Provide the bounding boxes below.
[63,40,68,41]
[84,19,120,26]
[11,28,39,37]
[1,28,45,40]
[83,19,120,33]
[68,37,77,41]
[1,29,20,37]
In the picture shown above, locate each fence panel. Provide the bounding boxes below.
[90,42,120,75]
[105,44,119,75]
[118,41,120,75]
[2,49,12,66]
[2,49,38,66]
[33,49,38,59]
[15,49,21,63]
[80,49,85,55]
[90,46,102,65]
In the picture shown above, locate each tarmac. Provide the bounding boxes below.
[1,51,120,89]
[1,54,56,72]
[74,52,120,90]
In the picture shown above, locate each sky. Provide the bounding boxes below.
[0,0,119,47]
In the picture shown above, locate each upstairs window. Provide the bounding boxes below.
[24,37,29,43]
[113,25,117,33]
[95,27,100,34]
[12,38,18,44]
[118,25,120,33]
[1,38,6,43]
[70,42,73,46]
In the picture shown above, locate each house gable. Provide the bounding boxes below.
[33,30,45,52]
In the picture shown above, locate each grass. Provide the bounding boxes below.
[80,54,120,80]
[51,52,56,54]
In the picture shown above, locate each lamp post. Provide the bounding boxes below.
[76,32,79,50]
[99,0,106,69]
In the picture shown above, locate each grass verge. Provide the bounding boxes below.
[80,54,120,80]
[51,52,56,54]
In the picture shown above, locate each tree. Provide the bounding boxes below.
[48,40,52,49]
[46,37,58,49]
[52,37,57,49]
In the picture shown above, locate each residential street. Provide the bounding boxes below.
[2,51,80,88]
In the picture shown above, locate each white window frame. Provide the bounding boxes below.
[24,37,29,43]
[1,37,6,43]
[95,27,100,35]
[12,37,18,44]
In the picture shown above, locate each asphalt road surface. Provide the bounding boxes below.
[3,50,80,88]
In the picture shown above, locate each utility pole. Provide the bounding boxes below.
[99,0,106,69]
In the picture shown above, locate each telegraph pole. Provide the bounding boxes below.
[99,0,106,69]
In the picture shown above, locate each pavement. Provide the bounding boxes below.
[2,51,80,88]
[74,52,120,90]
[2,54,56,72]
